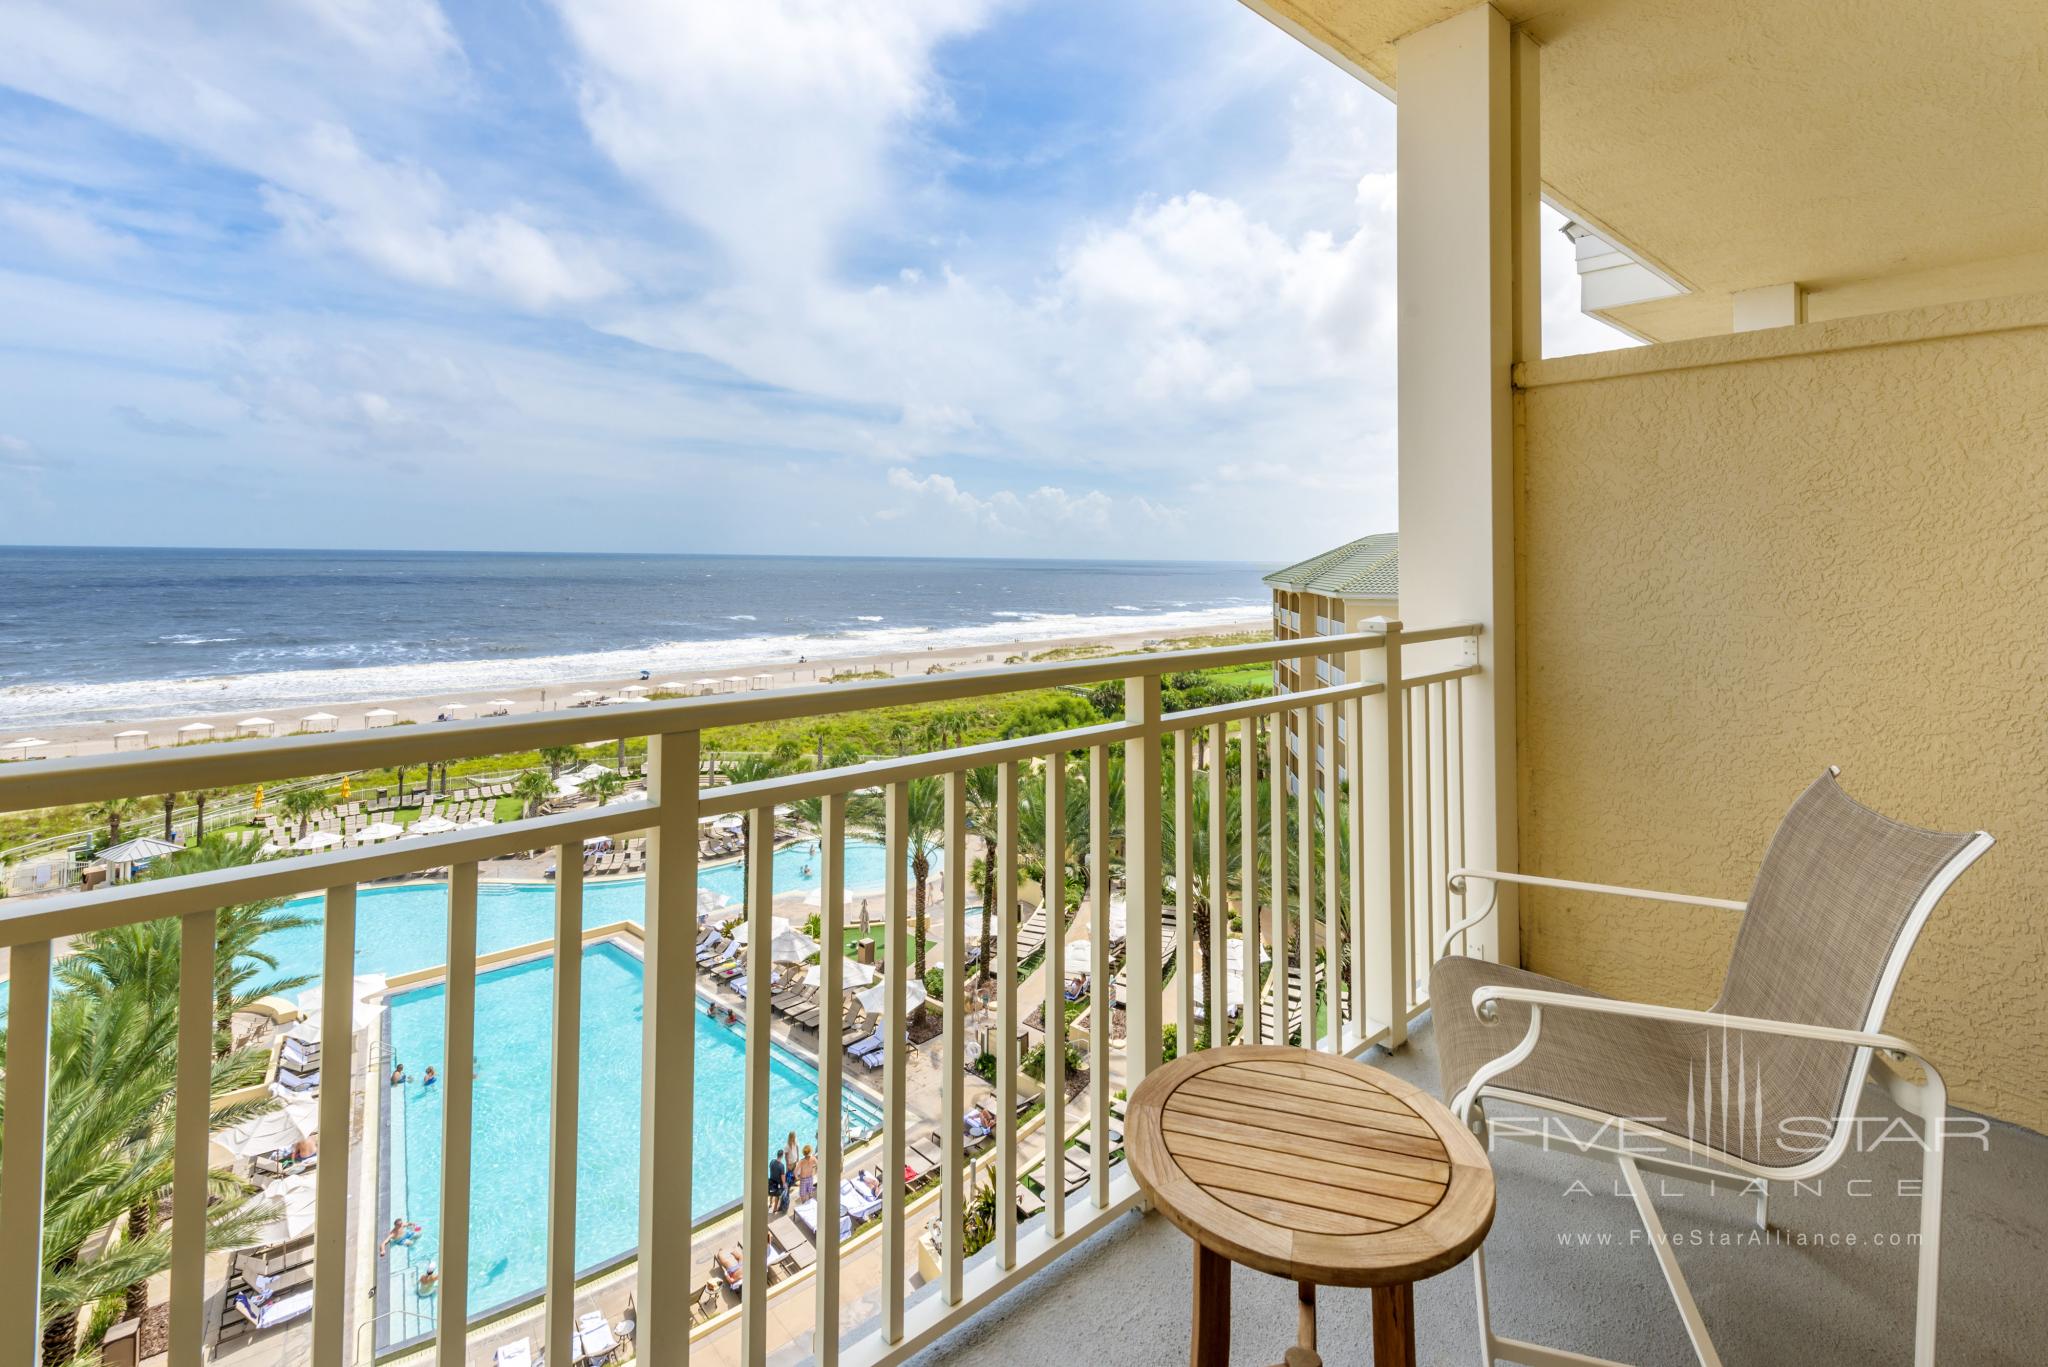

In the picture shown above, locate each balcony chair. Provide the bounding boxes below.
[1433,768,1990,1367]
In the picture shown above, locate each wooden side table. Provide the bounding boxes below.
[1126,1046,1494,1367]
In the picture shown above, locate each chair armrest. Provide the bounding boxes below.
[1465,984,1947,1128]
[1437,868,1745,961]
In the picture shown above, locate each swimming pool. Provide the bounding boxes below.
[257,835,917,993]
[379,940,884,1335]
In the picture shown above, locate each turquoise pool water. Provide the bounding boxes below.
[258,836,912,994]
[380,941,882,1325]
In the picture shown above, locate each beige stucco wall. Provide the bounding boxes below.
[1513,292,2048,1130]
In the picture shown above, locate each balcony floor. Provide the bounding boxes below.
[902,1012,2048,1367]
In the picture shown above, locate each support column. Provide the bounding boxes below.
[1394,4,1528,967]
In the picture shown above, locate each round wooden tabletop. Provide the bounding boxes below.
[1126,1045,1495,1288]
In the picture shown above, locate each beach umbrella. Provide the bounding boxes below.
[3,737,48,757]
[729,915,792,945]
[293,830,343,851]
[178,722,214,736]
[239,717,275,735]
[356,820,404,843]
[487,698,518,709]
[803,958,879,991]
[249,1172,321,1244]
[855,977,929,1015]
[440,701,470,713]
[411,814,459,835]
[767,929,819,963]
[218,1099,319,1159]
[1064,941,1094,973]
[297,975,386,1035]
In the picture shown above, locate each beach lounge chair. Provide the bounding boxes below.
[793,1199,853,1242]
[902,1148,936,1187]
[847,1027,885,1058]
[768,1216,817,1271]
[838,1015,872,1050]
[840,1172,886,1224]
[225,1285,314,1336]
[492,1338,533,1367]
[1434,769,1990,1367]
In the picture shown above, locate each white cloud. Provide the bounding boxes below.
[884,466,1178,541]
[0,198,139,265]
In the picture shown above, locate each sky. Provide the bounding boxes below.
[0,0,1630,561]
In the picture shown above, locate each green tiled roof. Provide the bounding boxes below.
[1261,532,1398,599]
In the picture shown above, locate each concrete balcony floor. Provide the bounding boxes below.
[903,1013,2048,1367]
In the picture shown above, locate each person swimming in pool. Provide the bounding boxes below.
[389,1060,407,1085]
[422,1066,437,1088]
[379,1219,422,1256]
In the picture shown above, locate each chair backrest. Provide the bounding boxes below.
[1715,769,1989,1136]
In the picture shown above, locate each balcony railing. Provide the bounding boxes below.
[0,621,1482,1367]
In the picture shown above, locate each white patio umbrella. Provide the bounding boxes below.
[355,820,404,843]
[111,730,149,749]
[855,977,929,1015]
[698,888,732,913]
[178,721,214,736]
[767,929,819,963]
[620,684,647,696]
[459,815,494,829]
[729,915,792,945]
[252,1172,321,1243]
[804,958,879,991]
[218,1099,320,1159]
[292,830,343,851]
[439,701,470,713]
[1063,941,1094,973]
[364,708,399,726]
[297,975,386,1035]
[411,814,459,835]
[487,698,519,710]
[239,717,276,735]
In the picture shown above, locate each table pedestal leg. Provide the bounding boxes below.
[1371,1282,1416,1367]
[1191,1244,1231,1367]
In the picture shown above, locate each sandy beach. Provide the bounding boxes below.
[8,619,1262,761]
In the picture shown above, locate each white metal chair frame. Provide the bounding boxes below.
[1437,815,1994,1367]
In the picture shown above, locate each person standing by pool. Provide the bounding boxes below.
[781,1131,800,1189]
[797,1144,817,1203]
[766,1150,786,1213]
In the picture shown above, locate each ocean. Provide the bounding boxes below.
[0,547,1271,728]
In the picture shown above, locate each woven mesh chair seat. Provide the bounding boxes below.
[1434,772,1978,1170]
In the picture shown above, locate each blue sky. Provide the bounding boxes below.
[0,0,1624,559]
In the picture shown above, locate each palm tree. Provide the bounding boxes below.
[144,835,317,1046]
[850,777,944,977]
[10,969,274,1362]
[278,785,328,839]
[964,767,1000,986]
[539,746,578,780]
[189,787,227,841]
[89,796,139,847]
[159,792,180,840]
[514,769,554,818]
[579,770,628,806]
[721,752,795,857]
[1159,742,1249,1037]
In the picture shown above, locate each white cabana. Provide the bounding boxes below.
[694,678,718,695]
[855,977,929,1015]
[573,690,601,701]
[3,737,49,757]
[299,712,338,732]
[364,708,399,726]
[111,730,149,749]
[620,684,647,696]
[217,1099,320,1159]
[724,676,746,691]
[660,681,686,691]
[751,674,772,690]
[293,830,343,851]
[296,975,387,1036]
[239,717,276,735]
[729,915,792,945]
[251,1172,321,1244]
[410,814,459,835]
[178,721,214,737]
[804,958,880,991]
[355,820,404,843]
[97,835,182,880]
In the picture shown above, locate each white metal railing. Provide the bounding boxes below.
[0,622,1482,1367]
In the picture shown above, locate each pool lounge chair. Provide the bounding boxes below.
[793,1199,852,1241]
[768,1216,817,1271]
[1435,769,1991,1367]
[226,1285,313,1335]
[492,1338,533,1367]
[840,1174,885,1224]
[847,1027,885,1058]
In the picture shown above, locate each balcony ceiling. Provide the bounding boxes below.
[1254,0,2048,340]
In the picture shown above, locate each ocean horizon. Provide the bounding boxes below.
[0,546,1273,728]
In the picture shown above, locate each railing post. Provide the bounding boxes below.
[640,729,698,1365]
[312,888,355,1367]
[1363,623,1409,1047]
[0,939,51,1367]
[169,913,213,1367]
[1124,672,1165,1083]
[544,851,585,1367]
[438,861,480,1367]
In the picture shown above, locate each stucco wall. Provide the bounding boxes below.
[1514,293,2048,1130]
